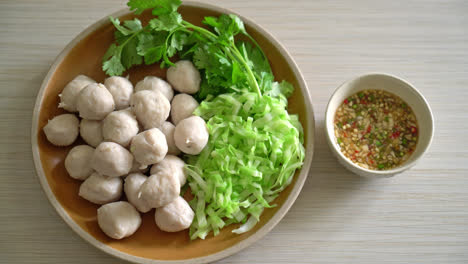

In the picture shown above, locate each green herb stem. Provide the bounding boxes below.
[245,34,271,73]
[120,28,145,50]
[181,21,217,40]
[229,44,262,96]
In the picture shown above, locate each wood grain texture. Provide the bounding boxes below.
[0,0,467,263]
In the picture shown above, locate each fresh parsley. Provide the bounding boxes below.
[102,0,281,99]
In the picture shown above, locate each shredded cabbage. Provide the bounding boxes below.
[186,92,305,240]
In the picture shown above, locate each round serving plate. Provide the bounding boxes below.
[31,2,315,263]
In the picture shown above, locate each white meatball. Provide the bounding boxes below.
[92,142,133,177]
[166,60,201,94]
[150,155,186,186]
[174,116,209,155]
[124,173,152,213]
[102,108,139,147]
[160,121,180,155]
[130,90,170,129]
[59,75,95,112]
[130,128,168,167]
[79,119,103,147]
[155,196,194,232]
[170,94,199,125]
[139,172,180,208]
[79,172,122,204]
[76,83,115,120]
[65,145,95,180]
[135,76,174,101]
[97,201,141,239]
[104,76,134,110]
[43,114,79,146]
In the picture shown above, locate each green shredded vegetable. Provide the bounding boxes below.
[186,93,305,239]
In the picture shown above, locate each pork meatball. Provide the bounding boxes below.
[124,173,151,213]
[130,128,168,167]
[78,172,122,204]
[170,93,199,125]
[102,108,139,147]
[160,121,180,155]
[166,60,201,94]
[97,201,141,239]
[139,171,180,208]
[130,90,170,129]
[135,76,173,101]
[92,142,133,177]
[155,196,194,232]
[43,114,79,146]
[64,145,95,180]
[79,119,103,147]
[104,76,133,110]
[76,83,115,120]
[174,116,209,155]
[58,75,95,112]
[150,155,186,186]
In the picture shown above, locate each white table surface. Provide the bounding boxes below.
[1,0,467,263]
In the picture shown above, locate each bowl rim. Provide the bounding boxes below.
[30,2,315,263]
[324,72,434,177]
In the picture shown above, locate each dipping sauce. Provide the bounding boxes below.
[334,89,418,170]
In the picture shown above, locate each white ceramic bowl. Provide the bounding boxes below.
[325,73,434,178]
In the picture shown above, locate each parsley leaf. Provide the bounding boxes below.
[267,80,294,99]
[114,30,131,45]
[203,14,246,45]
[110,17,133,35]
[136,32,156,56]
[136,31,166,55]
[193,43,232,85]
[237,41,271,76]
[258,71,274,93]
[136,31,167,64]
[143,46,165,64]
[123,18,143,32]
[151,0,181,15]
[121,37,142,68]
[102,43,119,62]
[110,17,143,44]
[103,52,125,76]
[170,31,189,51]
[192,42,249,99]
[127,0,181,15]
[102,43,127,76]
[102,17,145,75]
[148,12,182,31]
[192,44,211,69]
[196,79,222,101]
[231,60,243,84]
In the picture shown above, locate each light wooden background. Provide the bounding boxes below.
[1,0,467,263]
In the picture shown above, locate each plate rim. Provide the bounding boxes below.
[31,2,315,263]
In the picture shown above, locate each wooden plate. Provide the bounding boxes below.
[31,2,315,263]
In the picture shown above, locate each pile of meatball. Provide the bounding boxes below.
[43,60,208,239]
